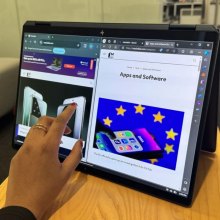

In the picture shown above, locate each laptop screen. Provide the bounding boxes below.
[51,58,63,68]
[15,32,213,198]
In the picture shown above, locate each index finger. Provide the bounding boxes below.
[46,103,76,145]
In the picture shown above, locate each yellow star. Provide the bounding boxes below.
[153,111,165,123]
[134,104,145,114]
[116,105,126,116]
[164,143,175,154]
[166,128,178,140]
[103,117,112,127]
[148,159,158,164]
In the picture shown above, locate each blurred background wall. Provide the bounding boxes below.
[0,0,219,58]
[0,0,162,58]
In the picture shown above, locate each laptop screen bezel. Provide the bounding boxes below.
[12,22,219,207]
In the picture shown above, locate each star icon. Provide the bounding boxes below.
[166,128,178,140]
[153,111,165,123]
[116,105,126,116]
[164,143,175,154]
[103,117,112,127]
[134,104,145,114]
[148,159,158,164]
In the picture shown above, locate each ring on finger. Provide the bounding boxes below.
[35,124,48,129]
[33,124,48,133]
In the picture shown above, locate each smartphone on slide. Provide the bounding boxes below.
[61,96,86,139]
[28,96,47,126]
[96,128,164,160]
[22,87,43,126]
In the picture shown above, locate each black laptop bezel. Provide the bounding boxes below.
[12,22,219,207]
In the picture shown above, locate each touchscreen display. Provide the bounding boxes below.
[14,33,213,198]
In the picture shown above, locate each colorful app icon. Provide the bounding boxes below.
[203,66,207,69]
[196,108,199,111]
[199,87,203,91]
[198,94,202,98]
[197,101,201,105]
[117,133,125,137]
[99,144,104,149]
[121,139,129,144]
[125,145,132,150]
[97,139,102,143]
[125,131,132,137]
[205,51,210,55]
[134,145,140,149]
[204,58,207,62]
[114,139,121,144]
[129,138,136,143]
[118,146,124,151]
[201,73,205,77]
[201,80,205,84]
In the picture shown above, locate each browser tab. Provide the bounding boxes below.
[118,39,144,46]
[145,41,175,48]
[27,34,37,38]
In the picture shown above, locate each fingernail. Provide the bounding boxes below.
[66,129,72,134]
[70,103,76,106]
[80,139,83,148]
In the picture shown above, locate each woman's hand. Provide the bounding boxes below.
[4,103,83,219]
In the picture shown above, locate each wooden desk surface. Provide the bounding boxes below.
[0,131,220,220]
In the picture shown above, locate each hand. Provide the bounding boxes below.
[4,103,83,219]
[95,119,116,139]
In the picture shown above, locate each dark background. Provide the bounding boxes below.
[16,77,93,141]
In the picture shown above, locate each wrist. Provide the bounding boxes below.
[0,206,37,220]
[4,200,44,220]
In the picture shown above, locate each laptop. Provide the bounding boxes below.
[46,57,63,71]
[13,21,219,206]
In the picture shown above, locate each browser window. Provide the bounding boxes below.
[15,33,100,160]
[87,48,202,192]
[14,33,213,197]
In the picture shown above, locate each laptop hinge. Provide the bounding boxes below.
[169,24,196,30]
[35,21,51,26]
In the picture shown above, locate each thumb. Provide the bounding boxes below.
[62,139,83,177]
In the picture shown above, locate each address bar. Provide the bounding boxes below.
[124,46,157,52]
[100,49,202,67]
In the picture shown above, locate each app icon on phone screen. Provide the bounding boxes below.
[125,145,132,150]
[117,133,125,137]
[129,138,136,143]
[125,131,132,137]
[121,139,129,144]
[119,146,124,151]
[114,139,121,144]
[99,144,105,149]
[110,130,143,153]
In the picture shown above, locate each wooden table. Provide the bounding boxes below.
[1,131,220,220]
